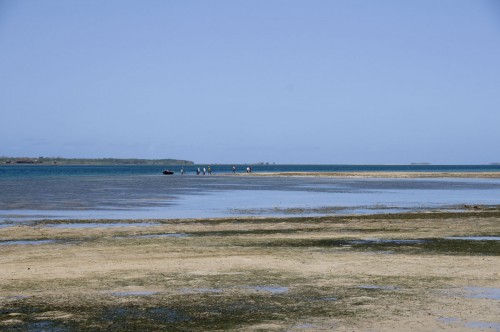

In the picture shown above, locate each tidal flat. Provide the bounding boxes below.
[1,210,499,331]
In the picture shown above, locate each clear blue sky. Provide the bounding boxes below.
[1,0,499,164]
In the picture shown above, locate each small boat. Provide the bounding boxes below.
[162,170,174,175]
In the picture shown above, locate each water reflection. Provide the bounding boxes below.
[2,176,500,222]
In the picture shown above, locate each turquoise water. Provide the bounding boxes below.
[1,165,500,222]
[1,164,500,178]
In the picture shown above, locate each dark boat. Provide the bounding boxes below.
[162,170,174,175]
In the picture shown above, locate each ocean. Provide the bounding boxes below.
[1,164,500,223]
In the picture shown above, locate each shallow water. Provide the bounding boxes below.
[44,222,159,229]
[0,239,55,246]
[130,233,189,239]
[247,286,289,294]
[464,287,500,300]
[350,239,425,245]
[465,321,500,330]
[445,236,500,241]
[2,168,500,222]
[438,317,500,331]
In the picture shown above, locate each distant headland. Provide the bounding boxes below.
[0,157,194,165]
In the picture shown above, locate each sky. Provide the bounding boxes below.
[1,0,499,164]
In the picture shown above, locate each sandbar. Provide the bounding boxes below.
[236,171,500,178]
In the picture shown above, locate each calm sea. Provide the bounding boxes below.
[1,164,500,223]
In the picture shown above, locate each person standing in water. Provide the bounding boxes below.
[180,167,184,175]
[232,165,236,173]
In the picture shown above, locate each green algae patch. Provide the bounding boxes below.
[255,237,500,256]
[0,288,359,331]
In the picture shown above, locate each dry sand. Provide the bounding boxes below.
[1,210,499,331]
[235,171,500,178]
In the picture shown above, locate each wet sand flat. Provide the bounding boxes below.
[1,210,499,331]
[237,171,500,178]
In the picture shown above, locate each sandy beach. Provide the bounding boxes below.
[3,0,499,330]
[1,209,499,331]
[235,171,500,178]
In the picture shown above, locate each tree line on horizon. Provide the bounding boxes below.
[0,157,194,165]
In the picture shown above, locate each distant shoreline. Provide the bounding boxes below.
[236,171,500,178]
[0,157,194,166]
